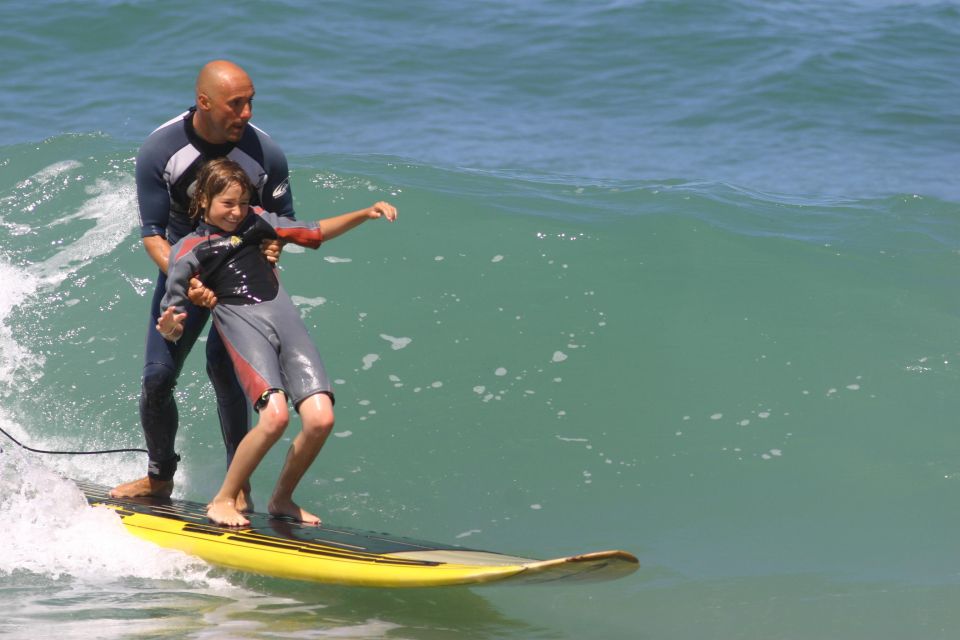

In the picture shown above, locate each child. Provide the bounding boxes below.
[157,158,397,526]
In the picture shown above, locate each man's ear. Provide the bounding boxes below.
[196,92,211,111]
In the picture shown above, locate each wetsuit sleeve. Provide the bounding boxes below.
[161,238,201,312]
[258,133,296,220]
[255,209,322,249]
[135,134,172,239]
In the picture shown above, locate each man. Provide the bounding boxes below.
[111,60,294,505]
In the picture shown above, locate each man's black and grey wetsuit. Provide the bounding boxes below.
[163,209,332,410]
[135,108,294,480]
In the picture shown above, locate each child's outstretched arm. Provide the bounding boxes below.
[318,201,397,242]
[156,305,187,342]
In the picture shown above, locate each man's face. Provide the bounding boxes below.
[201,75,254,144]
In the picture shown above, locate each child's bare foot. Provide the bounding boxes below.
[110,476,173,499]
[268,497,321,525]
[207,498,250,527]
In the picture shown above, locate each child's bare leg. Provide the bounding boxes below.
[208,393,289,526]
[268,392,334,524]
[234,481,254,513]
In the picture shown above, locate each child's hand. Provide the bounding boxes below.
[368,201,397,222]
[156,306,187,342]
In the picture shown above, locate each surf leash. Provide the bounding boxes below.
[0,425,147,456]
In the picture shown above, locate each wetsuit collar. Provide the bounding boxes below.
[197,213,255,237]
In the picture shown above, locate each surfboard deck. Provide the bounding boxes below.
[77,480,638,587]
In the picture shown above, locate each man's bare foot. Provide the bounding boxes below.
[268,497,321,525]
[110,476,173,499]
[235,487,254,513]
[207,498,250,527]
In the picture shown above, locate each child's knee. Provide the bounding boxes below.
[299,393,334,437]
[260,413,289,439]
[306,413,334,438]
[258,394,290,438]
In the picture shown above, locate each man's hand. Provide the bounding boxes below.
[188,277,217,308]
[261,239,284,265]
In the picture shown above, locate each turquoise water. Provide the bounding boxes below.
[2,1,960,638]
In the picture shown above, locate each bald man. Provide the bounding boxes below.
[111,61,295,503]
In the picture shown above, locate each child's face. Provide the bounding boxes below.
[204,181,250,232]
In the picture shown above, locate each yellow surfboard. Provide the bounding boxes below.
[78,481,638,587]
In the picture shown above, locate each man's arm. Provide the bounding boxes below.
[135,133,175,265]
[258,132,296,219]
[143,235,171,274]
[258,134,296,263]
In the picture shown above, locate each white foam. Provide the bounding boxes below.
[361,354,380,370]
[36,176,138,287]
[291,295,327,310]
[379,334,412,350]
[0,456,211,584]
[0,260,43,392]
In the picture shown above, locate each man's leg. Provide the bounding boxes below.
[205,324,250,466]
[111,273,208,497]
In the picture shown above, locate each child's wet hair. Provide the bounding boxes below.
[189,158,254,220]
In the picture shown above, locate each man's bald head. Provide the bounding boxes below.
[196,60,252,101]
[193,60,255,144]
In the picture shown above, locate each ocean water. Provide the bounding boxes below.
[2,1,960,638]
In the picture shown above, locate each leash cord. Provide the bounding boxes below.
[0,425,147,455]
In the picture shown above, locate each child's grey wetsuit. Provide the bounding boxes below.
[163,208,332,410]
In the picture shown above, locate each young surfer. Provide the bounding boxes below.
[157,158,397,526]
